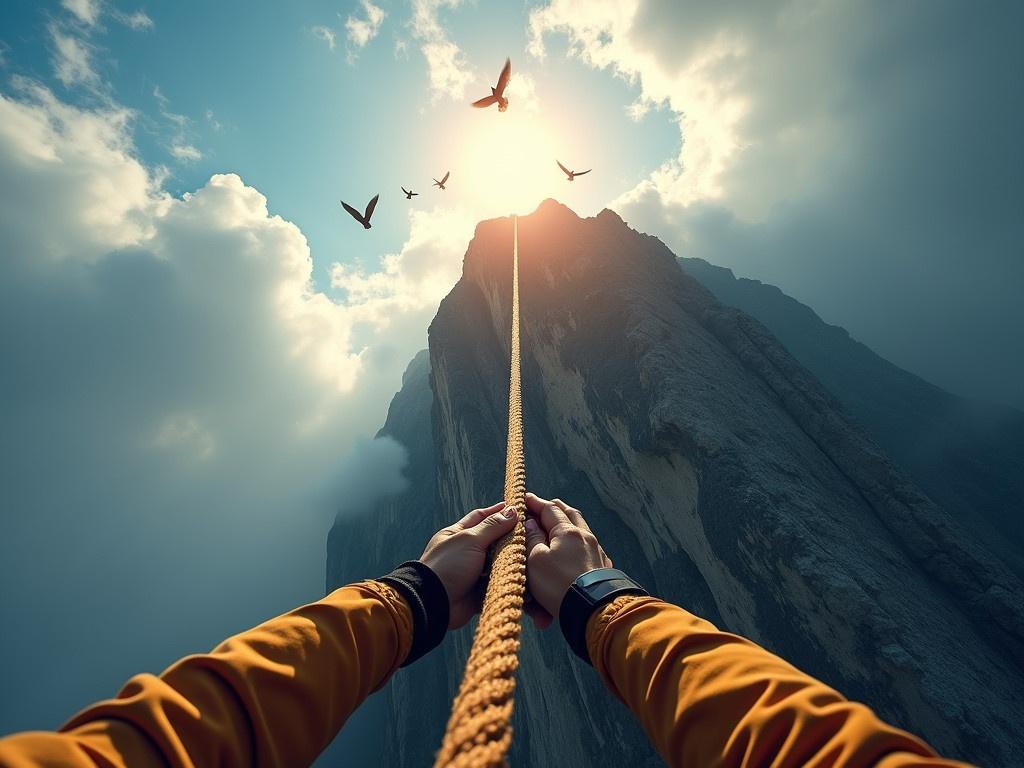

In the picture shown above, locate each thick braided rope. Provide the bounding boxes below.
[434,216,527,768]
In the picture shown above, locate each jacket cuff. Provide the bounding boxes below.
[585,595,660,680]
[377,560,449,666]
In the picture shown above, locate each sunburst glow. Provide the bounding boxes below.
[456,107,569,215]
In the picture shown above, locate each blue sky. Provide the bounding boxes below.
[3,0,678,289]
[1,0,1021,738]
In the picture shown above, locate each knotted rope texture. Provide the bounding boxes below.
[433,216,527,767]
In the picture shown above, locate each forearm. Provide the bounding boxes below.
[0,580,414,768]
[587,596,972,768]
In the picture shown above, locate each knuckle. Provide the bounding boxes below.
[563,526,586,543]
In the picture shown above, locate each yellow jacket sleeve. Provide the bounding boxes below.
[587,595,974,768]
[0,581,412,768]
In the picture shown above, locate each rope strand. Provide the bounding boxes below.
[434,215,527,768]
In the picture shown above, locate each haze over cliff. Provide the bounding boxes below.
[327,200,1024,766]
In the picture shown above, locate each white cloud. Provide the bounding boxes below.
[113,9,155,31]
[62,0,101,26]
[62,0,153,30]
[331,436,409,516]
[345,0,385,48]
[155,412,216,460]
[0,80,457,726]
[529,0,752,211]
[420,40,474,101]
[528,0,1024,408]
[154,85,204,163]
[311,24,337,51]
[170,142,202,161]
[205,108,222,131]
[410,0,474,101]
[331,205,475,326]
[0,78,158,260]
[505,70,539,114]
[50,25,100,88]
[153,85,185,125]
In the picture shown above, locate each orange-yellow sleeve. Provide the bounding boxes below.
[587,596,974,768]
[0,581,412,768]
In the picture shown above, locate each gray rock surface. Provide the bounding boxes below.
[326,200,1024,766]
[679,256,1024,578]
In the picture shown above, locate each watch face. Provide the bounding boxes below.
[575,567,621,589]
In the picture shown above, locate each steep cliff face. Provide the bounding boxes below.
[327,201,1024,766]
[679,257,1024,577]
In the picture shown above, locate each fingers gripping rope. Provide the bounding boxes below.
[434,216,527,768]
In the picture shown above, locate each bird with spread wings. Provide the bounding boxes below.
[339,194,379,229]
[557,160,591,181]
[472,58,512,113]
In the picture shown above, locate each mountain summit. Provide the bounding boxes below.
[328,200,1024,766]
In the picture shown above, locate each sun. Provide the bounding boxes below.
[458,108,564,215]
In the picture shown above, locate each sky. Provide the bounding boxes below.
[0,0,1021,737]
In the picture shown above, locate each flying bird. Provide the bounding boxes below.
[401,186,418,200]
[433,171,450,190]
[340,194,379,229]
[471,58,511,112]
[557,161,591,181]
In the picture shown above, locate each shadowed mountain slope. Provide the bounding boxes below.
[679,257,1024,577]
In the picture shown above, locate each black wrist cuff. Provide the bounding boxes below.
[559,568,648,665]
[378,560,449,666]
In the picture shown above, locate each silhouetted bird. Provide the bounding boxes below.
[433,171,450,190]
[472,58,511,112]
[340,194,379,229]
[557,160,591,181]
[402,186,418,200]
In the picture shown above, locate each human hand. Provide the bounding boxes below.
[523,493,612,620]
[419,501,517,629]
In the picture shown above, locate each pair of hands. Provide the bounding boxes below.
[419,492,611,629]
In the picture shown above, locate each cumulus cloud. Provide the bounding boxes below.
[529,0,750,209]
[345,0,385,49]
[529,0,1024,409]
[0,78,157,260]
[0,81,457,731]
[410,0,475,101]
[331,206,475,325]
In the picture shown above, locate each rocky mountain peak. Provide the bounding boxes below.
[330,201,1024,766]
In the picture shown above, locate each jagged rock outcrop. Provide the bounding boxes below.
[327,200,1024,766]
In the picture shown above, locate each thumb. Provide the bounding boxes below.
[465,505,517,546]
[524,517,547,558]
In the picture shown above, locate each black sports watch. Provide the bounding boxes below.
[559,567,648,664]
